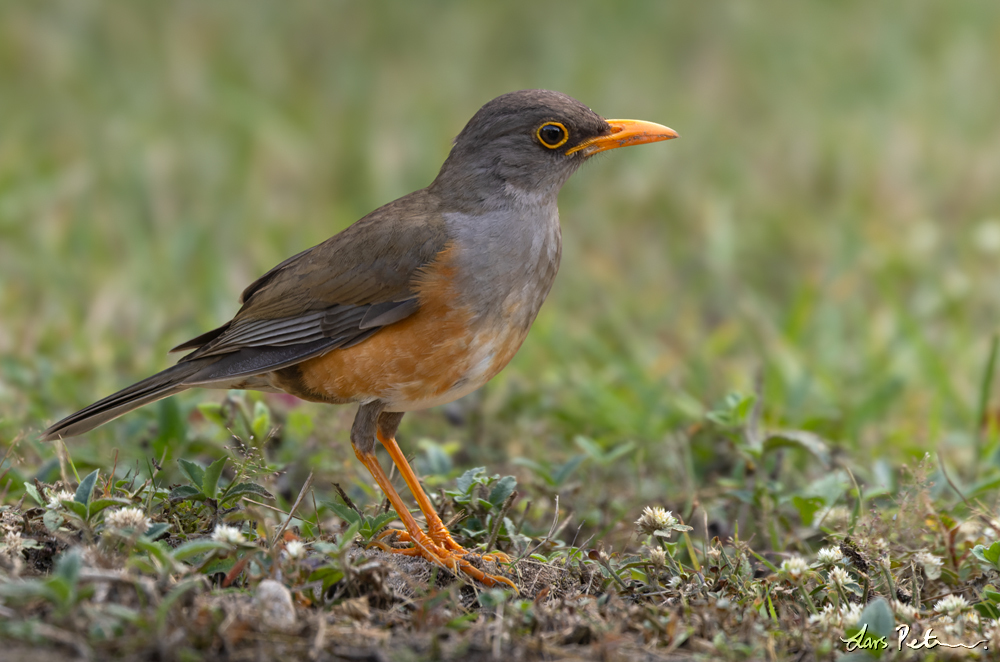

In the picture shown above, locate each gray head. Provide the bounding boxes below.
[430,89,677,211]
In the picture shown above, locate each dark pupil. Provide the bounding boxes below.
[540,124,564,145]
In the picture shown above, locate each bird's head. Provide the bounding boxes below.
[431,89,678,210]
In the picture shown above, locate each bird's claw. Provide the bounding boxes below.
[368,528,516,591]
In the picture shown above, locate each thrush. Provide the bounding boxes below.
[42,89,677,589]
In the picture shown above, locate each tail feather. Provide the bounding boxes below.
[40,360,213,441]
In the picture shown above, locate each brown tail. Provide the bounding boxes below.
[42,329,353,440]
[40,360,214,441]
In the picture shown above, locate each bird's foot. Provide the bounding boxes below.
[375,524,511,564]
[368,527,516,590]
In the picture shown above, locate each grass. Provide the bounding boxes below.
[4,1,1000,660]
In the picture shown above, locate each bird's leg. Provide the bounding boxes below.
[351,446,438,557]
[375,429,509,563]
[352,447,512,589]
[350,404,515,590]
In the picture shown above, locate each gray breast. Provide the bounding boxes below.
[443,200,562,331]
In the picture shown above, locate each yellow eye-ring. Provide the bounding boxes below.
[536,122,569,149]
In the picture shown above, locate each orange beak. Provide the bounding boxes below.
[566,119,679,156]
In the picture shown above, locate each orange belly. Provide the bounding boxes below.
[271,244,528,411]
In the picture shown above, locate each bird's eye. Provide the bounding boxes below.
[536,122,569,149]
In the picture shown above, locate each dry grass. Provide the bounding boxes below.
[3,448,1000,660]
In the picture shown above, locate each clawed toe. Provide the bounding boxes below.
[368,529,516,590]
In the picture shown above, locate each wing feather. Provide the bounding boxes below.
[171,189,449,380]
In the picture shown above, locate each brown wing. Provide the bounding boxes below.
[42,189,450,440]
[171,189,450,383]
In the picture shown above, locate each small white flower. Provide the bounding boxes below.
[934,594,969,617]
[284,540,307,560]
[808,603,841,630]
[891,599,919,622]
[649,547,667,568]
[941,612,979,637]
[841,603,863,629]
[668,576,682,588]
[828,566,851,588]
[781,556,809,582]
[212,524,246,545]
[635,506,679,536]
[816,546,843,566]
[914,551,943,580]
[46,490,75,510]
[984,618,1000,643]
[104,507,150,533]
[807,603,862,632]
[2,531,24,557]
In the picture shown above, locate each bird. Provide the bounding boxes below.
[41,89,677,589]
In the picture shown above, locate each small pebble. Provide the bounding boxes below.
[255,579,297,631]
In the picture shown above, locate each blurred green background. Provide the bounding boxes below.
[3,1,1000,541]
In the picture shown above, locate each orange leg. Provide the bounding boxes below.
[375,431,510,563]
[353,446,515,590]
